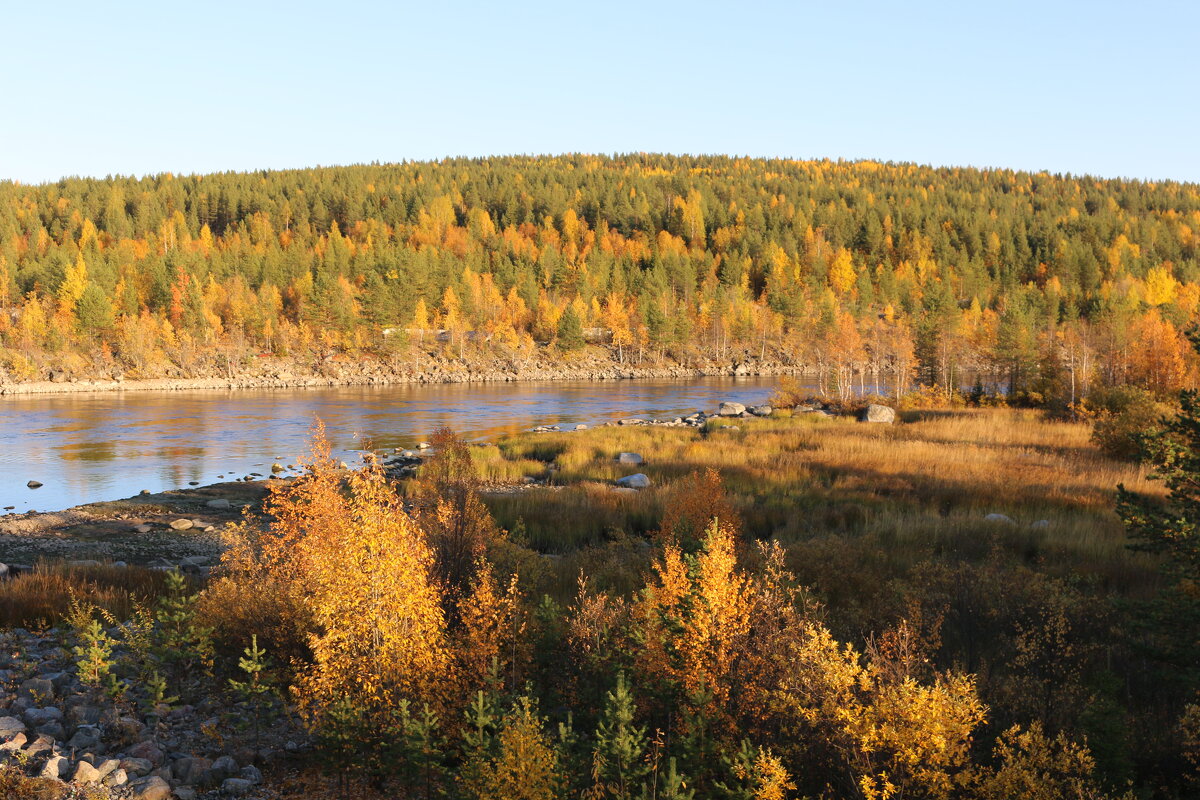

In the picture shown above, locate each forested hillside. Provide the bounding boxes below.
[2,154,1198,396]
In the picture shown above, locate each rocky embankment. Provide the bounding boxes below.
[0,626,293,799]
[0,351,803,396]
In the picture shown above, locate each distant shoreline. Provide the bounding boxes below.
[0,358,802,398]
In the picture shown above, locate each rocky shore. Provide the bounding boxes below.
[0,351,804,397]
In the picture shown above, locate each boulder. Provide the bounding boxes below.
[209,754,239,782]
[173,755,212,785]
[104,768,128,787]
[121,757,154,776]
[39,755,69,780]
[617,452,644,465]
[73,759,103,783]
[26,480,43,489]
[0,717,26,736]
[749,405,773,417]
[615,473,651,490]
[129,775,172,800]
[984,513,1016,526]
[23,707,62,727]
[169,518,194,531]
[205,498,231,510]
[0,733,26,751]
[127,741,164,766]
[860,404,896,424]
[67,724,101,751]
[717,401,746,417]
[222,778,254,796]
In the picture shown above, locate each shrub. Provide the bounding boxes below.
[1089,386,1173,461]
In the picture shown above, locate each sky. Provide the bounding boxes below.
[1,0,1197,185]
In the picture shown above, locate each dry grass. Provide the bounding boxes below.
[478,408,1163,596]
[0,561,171,628]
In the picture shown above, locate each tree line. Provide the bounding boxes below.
[0,154,1197,399]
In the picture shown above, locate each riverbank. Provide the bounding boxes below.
[0,349,806,397]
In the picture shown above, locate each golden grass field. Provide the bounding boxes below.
[475,407,1163,599]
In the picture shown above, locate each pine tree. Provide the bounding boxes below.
[556,304,585,351]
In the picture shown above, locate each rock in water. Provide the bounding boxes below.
[860,404,896,424]
[717,401,746,416]
[615,473,651,489]
[26,480,42,489]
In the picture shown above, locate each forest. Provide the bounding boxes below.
[1,154,1198,400]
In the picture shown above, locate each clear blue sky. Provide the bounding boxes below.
[2,0,1197,184]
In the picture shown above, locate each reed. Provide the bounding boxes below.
[0,561,171,628]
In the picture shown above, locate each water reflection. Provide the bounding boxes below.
[0,377,792,512]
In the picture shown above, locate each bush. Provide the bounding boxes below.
[1089,386,1174,461]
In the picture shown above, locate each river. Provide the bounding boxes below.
[0,376,788,513]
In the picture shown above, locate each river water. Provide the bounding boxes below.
[0,377,786,513]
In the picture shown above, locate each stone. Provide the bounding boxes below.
[718,401,746,416]
[121,757,154,776]
[73,759,103,783]
[0,717,25,736]
[129,775,172,800]
[615,473,651,489]
[574,424,588,430]
[173,788,198,800]
[617,452,644,465]
[23,734,54,755]
[209,754,239,782]
[618,417,642,425]
[0,563,7,577]
[271,462,285,473]
[174,755,212,785]
[1030,519,1051,530]
[27,480,43,489]
[984,513,1016,525]
[240,764,263,784]
[205,498,231,509]
[37,721,65,741]
[222,778,254,796]
[66,703,101,727]
[40,754,69,780]
[95,757,122,779]
[104,767,128,786]
[68,724,101,751]
[749,405,773,417]
[169,518,194,531]
[23,706,62,727]
[134,524,152,533]
[860,403,896,424]
[0,733,26,751]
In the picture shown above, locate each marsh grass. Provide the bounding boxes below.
[479,408,1162,597]
[0,561,171,628]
